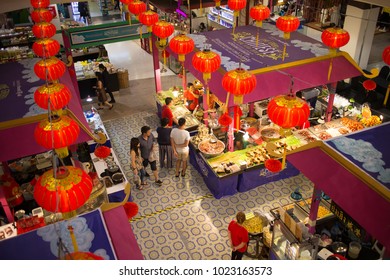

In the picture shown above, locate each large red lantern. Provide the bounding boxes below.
[32,22,56,39]
[34,115,80,150]
[152,20,175,46]
[32,38,60,58]
[267,95,310,129]
[250,4,270,27]
[31,8,53,23]
[321,27,350,52]
[228,0,247,17]
[128,0,146,20]
[34,82,71,110]
[192,49,221,83]
[33,166,93,213]
[31,0,50,9]
[169,34,194,62]
[34,57,66,81]
[139,10,159,32]
[276,15,300,39]
[222,68,257,105]
[382,46,390,65]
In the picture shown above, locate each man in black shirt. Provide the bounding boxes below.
[99,63,116,103]
[156,118,173,168]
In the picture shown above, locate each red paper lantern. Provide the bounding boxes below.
[34,57,66,81]
[228,0,247,17]
[192,49,221,83]
[250,4,270,27]
[94,145,111,159]
[321,27,350,51]
[123,202,139,220]
[34,115,80,150]
[383,46,390,65]
[265,159,282,173]
[128,0,146,20]
[267,95,310,129]
[152,20,175,46]
[169,34,195,62]
[31,8,53,23]
[34,82,71,110]
[31,0,50,9]
[32,38,60,58]
[363,80,376,91]
[34,166,93,213]
[139,10,159,32]
[222,68,257,105]
[32,22,56,38]
[0,174,24,207]
[65,252,104,260]
[276,15,300,39]
[218,112,233,132]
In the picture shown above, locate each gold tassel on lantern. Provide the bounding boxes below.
[55,147,69,159]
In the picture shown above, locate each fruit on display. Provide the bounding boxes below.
[341,117,364,131]
[191,123,210,145]
[245,145,270,166]
[242,215,263,234]
[360,115,382,127]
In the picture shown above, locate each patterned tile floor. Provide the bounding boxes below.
[103,111,314,260]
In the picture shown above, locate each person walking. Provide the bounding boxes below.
[228,211,249,260]
[99,63,116,103]
[156,118,174,168]
[138,126,163,186]
[130,137,147,190]
[161,97,178,127]
[114,0,120,10]
[78,2,88,23]
[170,118,190,177]
[94,72,113,110]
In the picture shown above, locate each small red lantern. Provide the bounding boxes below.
[128,0,146,20]
[32,22,56,39]
[265,159,282,173]
[321,27,350,52]
[276,15,300,40]
[383,46,390,65]
[218,112,233,132]
[34,82,71,110]
[169,34,195,62]
[31,0,50,9]
[250,4,270,27]
[31,8,53,23]
[34,115,80,150]
[152,20,175,46]
[228,0,247,17]
[34,166,93,213]
[192,49,221,83]
[267,95,310,129]
[139,10,159,32]
[32,38,60,58]
[34,57,66,81]
[123,202,139,220]
[222,68,257,105]
[363,80,376,91]
[94,145,111,159]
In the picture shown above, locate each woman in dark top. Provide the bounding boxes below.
[156,118,173,168]
[99,63,116,103]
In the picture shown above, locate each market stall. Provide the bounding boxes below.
[286,123,390,257]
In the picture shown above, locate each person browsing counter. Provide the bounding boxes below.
[170,118,190,177]
[156,118,173,168]
[183,82,200,112]
[228,211,249,260]
[161,97,178,127]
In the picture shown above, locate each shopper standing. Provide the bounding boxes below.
[130,138,147,190]
[99,63,116,103]
[183,82,200,112]
[170,118,190,177]
[94,72,113,110]
[228,211,249,260]
[156,118,173,168]
[161,97,178,127]
[138,126,163,186]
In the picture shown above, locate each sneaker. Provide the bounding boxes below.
[155,179,163,185]
[145,172,150,177]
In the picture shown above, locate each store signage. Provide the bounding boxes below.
[70,24,147,46]
[329,201,365,239]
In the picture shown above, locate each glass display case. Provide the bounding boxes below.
[270,207,320,260]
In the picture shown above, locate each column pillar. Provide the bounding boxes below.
[341,3,380,69]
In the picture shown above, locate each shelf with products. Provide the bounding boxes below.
[0,46,35,64]
[209,7,234,23]
[207,13,233,29]
[0,27,34,49]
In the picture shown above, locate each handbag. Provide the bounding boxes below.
[148,143,158,162]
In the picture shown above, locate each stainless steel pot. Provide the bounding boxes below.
[112,172,124,184]
[107,164,119,173]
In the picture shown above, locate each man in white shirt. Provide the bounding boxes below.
[170,118,190,177]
